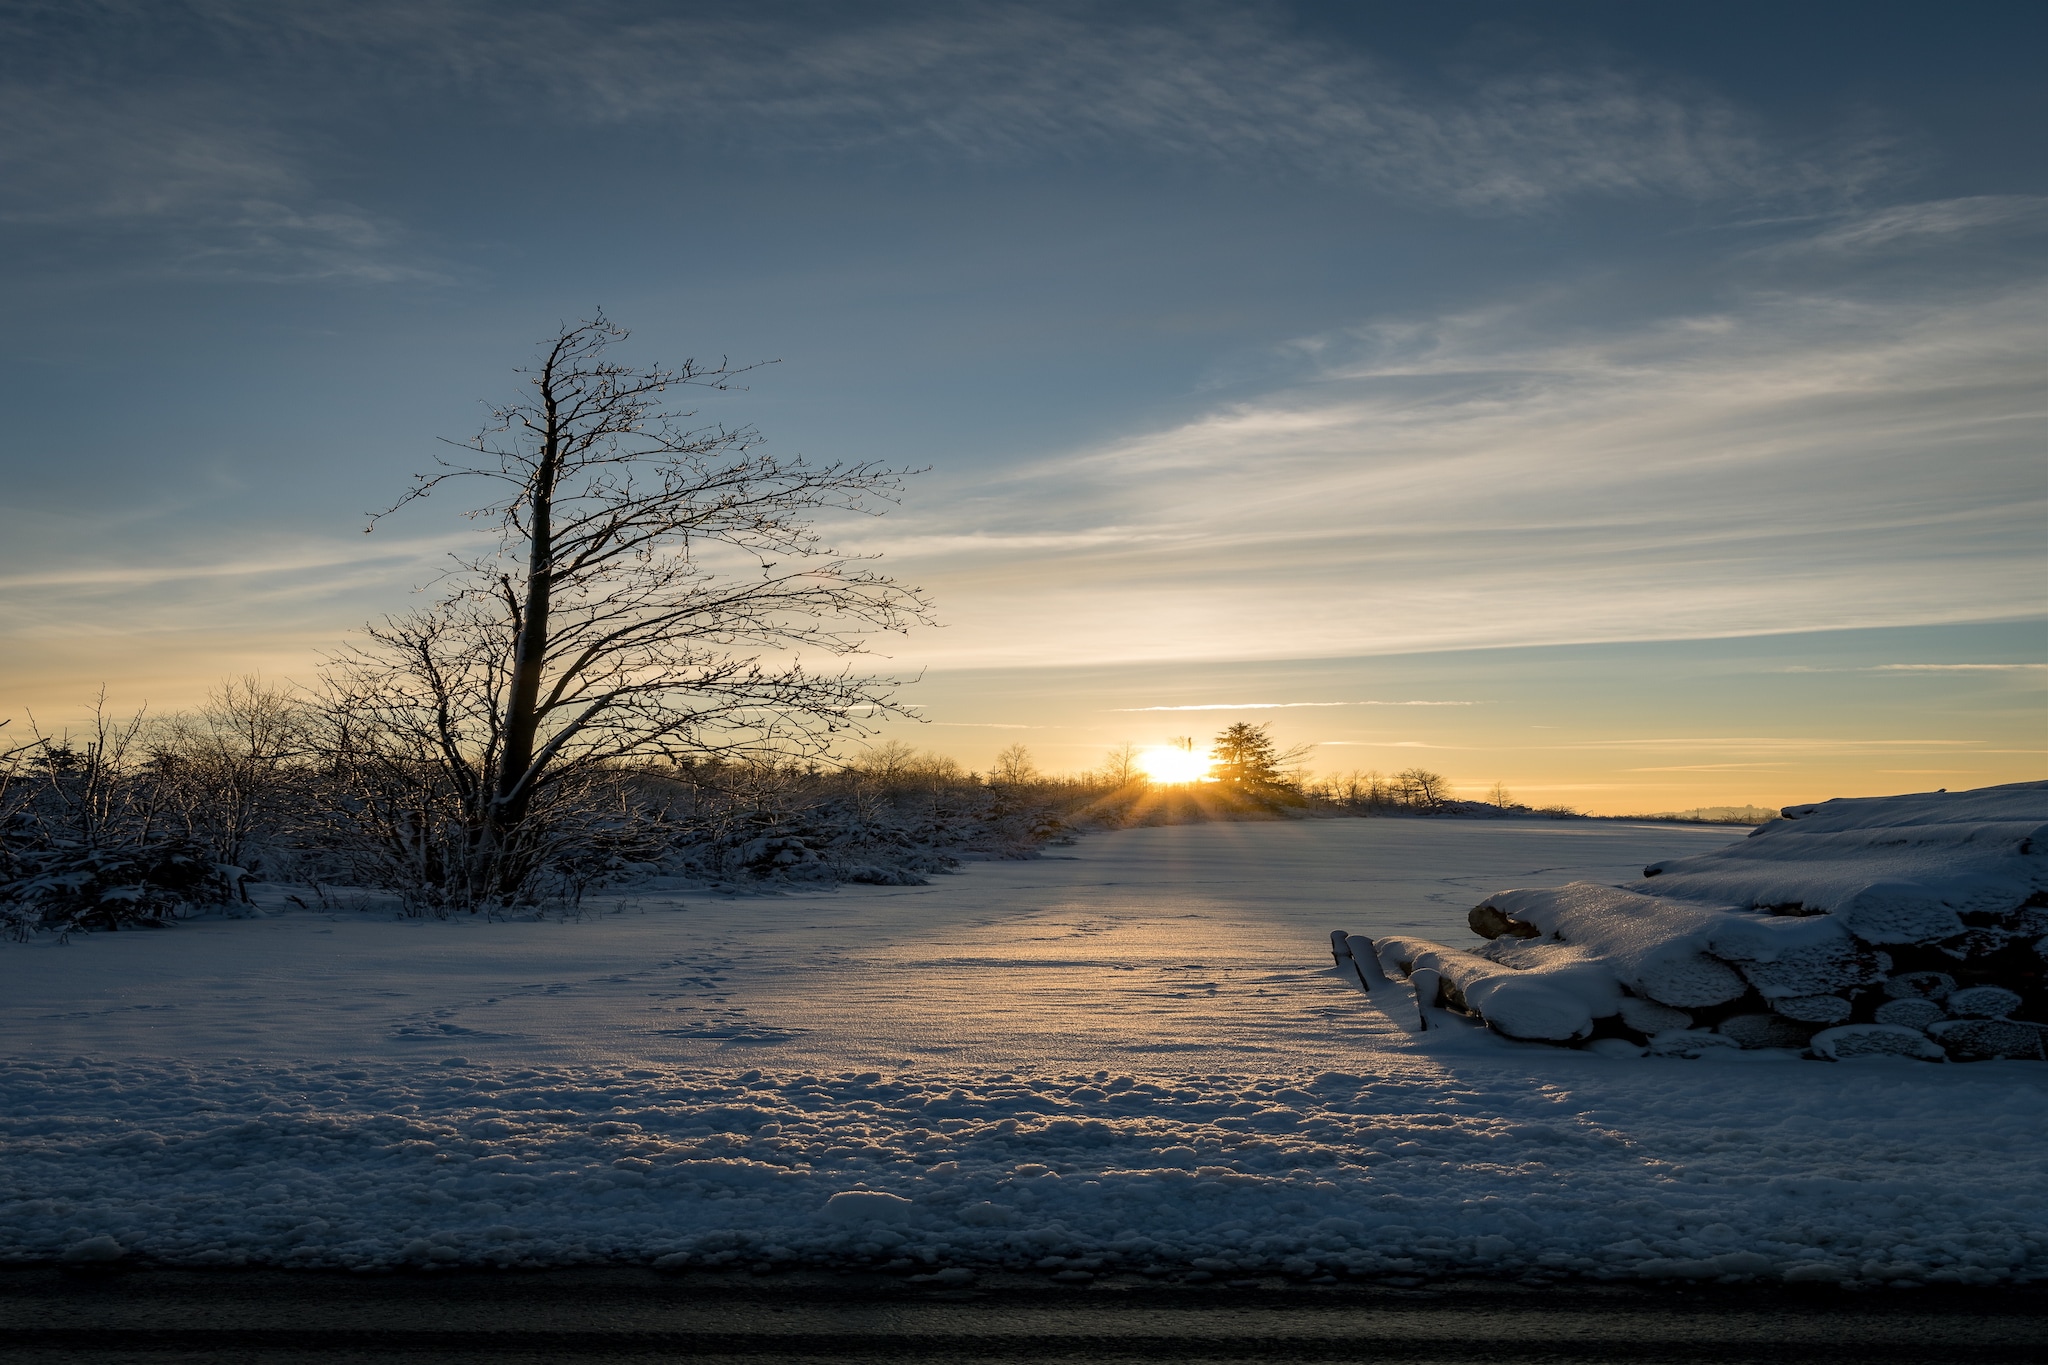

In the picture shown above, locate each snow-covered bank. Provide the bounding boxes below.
[3,818,2044,1283]
[1343,783,2048,1061]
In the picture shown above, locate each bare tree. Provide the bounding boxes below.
[1397,767,1450,811]
[1311,768,1384,810]
[991,743,1038,785]
[1487,780,1513,810]
[152,677,307,874]
[850,738,921,780]
[1097,742,1141,787]
[326,314,933,904]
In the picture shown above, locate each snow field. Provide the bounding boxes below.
[5,818,2043,1285]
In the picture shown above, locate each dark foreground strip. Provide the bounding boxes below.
[3,1329,2047,1364]
[3,1270,2042,1365]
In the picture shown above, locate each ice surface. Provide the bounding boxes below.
[4,818,2045,1284]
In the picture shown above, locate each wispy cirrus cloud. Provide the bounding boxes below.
[1111,700,1474,711]
[0,79,430,282]
[1547,737,1988,752]
[0,531,469,650]
[0,0,1894,284]
[1766,195,2048,257]
[1874,663,2048,672]
[0,533,455,594]
[1315,740,1467,749]
[475,1,1860,210]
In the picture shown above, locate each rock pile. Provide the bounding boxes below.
[1332,781,2046,1061]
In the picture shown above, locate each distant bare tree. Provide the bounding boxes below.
[1397,767,1451,811]
[991,743,1038,785]
[1310,768,1387,810]
[326,314,933,905]
[152,677,307,873]
[852,738,921,780]
[1098,742,1141,787]
[1487,780,1513,810]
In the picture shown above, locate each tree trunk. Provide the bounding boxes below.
[489,396,560,870]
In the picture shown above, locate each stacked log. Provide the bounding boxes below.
[1331,781,2046,1061]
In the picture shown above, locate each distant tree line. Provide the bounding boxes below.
[0,699,1589,938]
[1299,766,1575,817]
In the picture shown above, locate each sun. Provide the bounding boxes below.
[1136,745,1213,784]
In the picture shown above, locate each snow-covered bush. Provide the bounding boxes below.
[0,836,232,937]
[0,703,246,937]
[1335,781,2047,1061]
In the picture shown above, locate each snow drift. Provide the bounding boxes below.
[1334,782,2048,1060]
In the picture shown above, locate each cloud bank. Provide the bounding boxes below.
[870,197,2047,666]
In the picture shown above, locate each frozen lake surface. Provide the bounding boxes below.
[4,819,1734,1071]
[4,818,2044,1285]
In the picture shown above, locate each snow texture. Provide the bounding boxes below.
[3,1048,2044,1284]
[4,817,2046,1284]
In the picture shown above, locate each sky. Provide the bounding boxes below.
[1,0,2043,813]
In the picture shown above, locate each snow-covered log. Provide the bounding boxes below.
[1928,1018,2047,1060]
[1617,996,1692,1034]
[1772,994,1852,1024]
[1644,1029,1740,1058]
[1872,998,1944,1030]
[1717,1013,1817,1050]
[1809,1024,1947,1062]
[1948,985,2023,1019]
[1339,933,1621,1042]
[1885,971,1955,1001]
[1334,782,2046,1062]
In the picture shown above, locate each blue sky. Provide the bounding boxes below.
[2,1,2042,809]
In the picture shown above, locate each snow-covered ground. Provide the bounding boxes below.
[4,818,2044,1285]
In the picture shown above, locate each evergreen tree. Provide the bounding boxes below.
[1210,722,1287,789]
